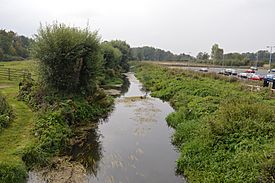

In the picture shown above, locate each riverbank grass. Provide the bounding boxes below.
[0,79,35,182]
[134,62,275,183]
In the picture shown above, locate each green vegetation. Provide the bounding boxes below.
[0,30,33,61]
[134,62,275,182]
[0,95,13,131]
[1,60,38,74]
[0,23,130,182]
[196,46,274,67]
[19,23,122,170]
[211,43,224,62]
[0,82,35,182]
[131,44,274,67]
[131,46,193,61]
[32,23,102,93]
[109,40,131,72]
[100,41,123,86]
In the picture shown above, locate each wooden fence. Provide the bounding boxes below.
[0,67,32,81]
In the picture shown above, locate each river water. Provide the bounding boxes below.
[28,73,185,183]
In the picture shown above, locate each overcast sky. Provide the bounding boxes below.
[1,0,275,55]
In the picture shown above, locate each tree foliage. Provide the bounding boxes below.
[131,46,193,61]
[110,40,131,72]
[211,44,224,61]
[0,30,32,61]
[32,23,102,93]
[196,52,209,60]
[101,41,122,70]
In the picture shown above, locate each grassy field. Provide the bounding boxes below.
[0,60,38,74]
[134,62,275,183]
[0,60,36,182]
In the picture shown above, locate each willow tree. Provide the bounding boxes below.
[32,23,102,94]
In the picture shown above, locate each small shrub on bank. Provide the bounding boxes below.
[0,163,27,183]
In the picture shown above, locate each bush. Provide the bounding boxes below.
[32,23,102,94]
[0,163,27,183]
[22,145,49,168]
[34,111,72,154]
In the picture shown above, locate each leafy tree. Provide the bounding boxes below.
[131,46,193,61]
[101,42,122,70]
[110,40,131,72]
[211,44,223,61]
[32,23,102,94]
[0,29,32,60]
[197,52,209,60]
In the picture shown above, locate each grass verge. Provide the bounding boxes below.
[0,79,35,182]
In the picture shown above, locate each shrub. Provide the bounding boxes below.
[32,23,102,94]
[22,145,49,168]
[34,111,72,154]
[0,163,27,183]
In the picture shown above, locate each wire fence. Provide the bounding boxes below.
[0,67,32,81]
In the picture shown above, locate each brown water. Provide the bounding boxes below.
[28,73,186,183]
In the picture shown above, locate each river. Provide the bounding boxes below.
[28,73,186,183]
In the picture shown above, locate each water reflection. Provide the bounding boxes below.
[66,74,131,176]
[69,126,103,176]
[120,74,130,96]
[87,73,185,183]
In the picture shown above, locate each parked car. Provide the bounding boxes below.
[245,69,255,73]
[224,69,233,75]
[264,74,275,82]
[225,69,237,75]
[238,72,253,79]
[218,70,225,75]
[248,74,264,80]
[250,66,258,71]
[199,68,208,72]
[238,72,249,78]
[231,69,237,75]
[268,69,275,73]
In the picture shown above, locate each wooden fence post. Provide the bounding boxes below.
[8,68,11,80]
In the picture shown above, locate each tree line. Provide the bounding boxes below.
[197,44,275,67]
[1,29,274,67]
[0,29,33,61]
[131,46,193,61]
